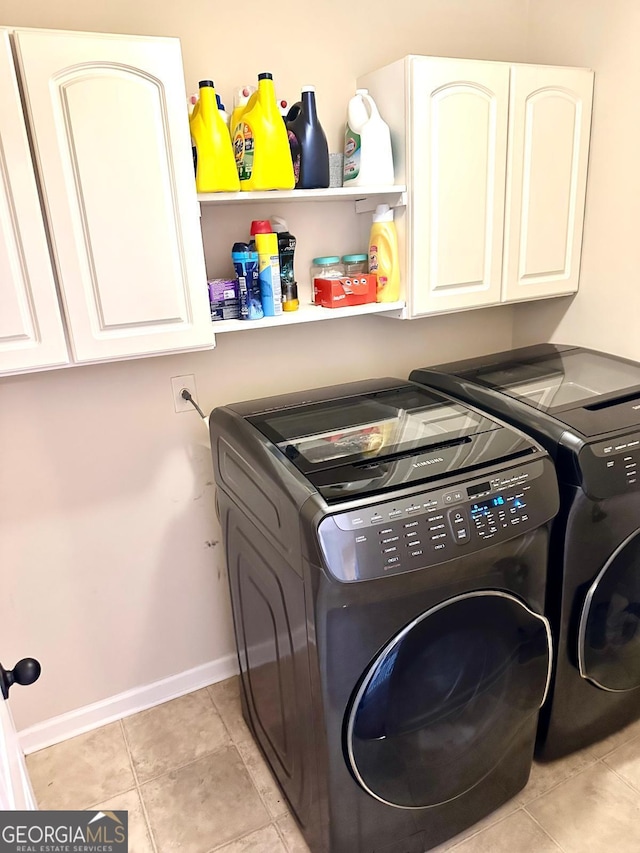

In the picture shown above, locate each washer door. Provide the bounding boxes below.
[345,591,552,809]
[579,529,640,692]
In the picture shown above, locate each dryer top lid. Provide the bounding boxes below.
[436,344,640,438]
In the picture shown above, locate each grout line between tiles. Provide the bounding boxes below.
[133,739,234,788]
[519,755,599,807]
[84,785,139,812]
[205,820,279,853]
[205,679,290,822]
[120,694,275,853]
[597,729,640,762]
[203,685,242,746]
[233,740,281,819]
[118,719,141,787]
[204,683,225,714]
[118,719,159,853]
[118,687,239,790]
[601,758,640,797]
[126,737,279,851]
[441,804,524,851]
[522,756,622,841]
[273,817,295,853]
[523,805,567,852]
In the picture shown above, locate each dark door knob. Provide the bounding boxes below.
[0,658,41,700]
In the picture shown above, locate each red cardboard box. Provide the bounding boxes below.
[313,274,377,308]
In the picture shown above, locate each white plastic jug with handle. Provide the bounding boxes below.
[343,89,394,187]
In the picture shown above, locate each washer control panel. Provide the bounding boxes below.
[317,458,558,582]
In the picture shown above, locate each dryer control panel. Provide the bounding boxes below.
[579,431,640,499]
[317,459,558,582]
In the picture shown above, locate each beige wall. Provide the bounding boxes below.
[1,0,530,152]
[514,0,640,361]
[0,0,527,729]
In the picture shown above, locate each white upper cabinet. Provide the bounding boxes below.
[0,31,69,374]
[410,59,509,316]
[502,65,594,303]
[12,28,212,363]
[359,55,594,318]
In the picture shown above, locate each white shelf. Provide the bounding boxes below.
[212,300,405,333]
[197,185,407,205]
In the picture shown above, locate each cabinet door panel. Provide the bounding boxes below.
[503,66,593,302]
[0,30,68,374]
[0,697,36,810]
[410,59,509,316]
[13,29,212,362]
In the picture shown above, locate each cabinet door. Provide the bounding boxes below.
[0,31,69,375]
[0,697,36,810]
[410,58,509,316]
[502,65,593,303]
[12,29,213,363]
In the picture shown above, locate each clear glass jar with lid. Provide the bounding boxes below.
[342,253,368,275]
[310,256,344,304]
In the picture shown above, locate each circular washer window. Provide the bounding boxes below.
[345,591,551,809]
[579,529,640,692]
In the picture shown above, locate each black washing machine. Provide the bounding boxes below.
[210,378,558,853]
[411,344,640,761]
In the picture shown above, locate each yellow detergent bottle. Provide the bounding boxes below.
[234,72,295,191]
[190,80,239,193]
[369,204,401,302]
[229,85,255,141]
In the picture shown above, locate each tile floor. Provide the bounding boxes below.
[26,677,640,853]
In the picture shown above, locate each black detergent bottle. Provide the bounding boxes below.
[286,86,330,189]
[271,216,298,311]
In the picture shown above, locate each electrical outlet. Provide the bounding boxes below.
[171,374,197,413]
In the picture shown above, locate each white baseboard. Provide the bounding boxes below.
[18,653,239,755]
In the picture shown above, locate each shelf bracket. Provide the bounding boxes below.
[354,191,407,214]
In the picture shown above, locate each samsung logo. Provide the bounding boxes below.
[413,457,445,468]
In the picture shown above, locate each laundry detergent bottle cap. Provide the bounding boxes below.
[187,92,199,116]
[343,89,394,187]
[230,85,255,138]
[270,216,288,233]
[250,219,272,235]
[373,203,393,222]
[189,79,239,192]
[234,72,295,191]
[215,93,229,126]
[248,219,273,251]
